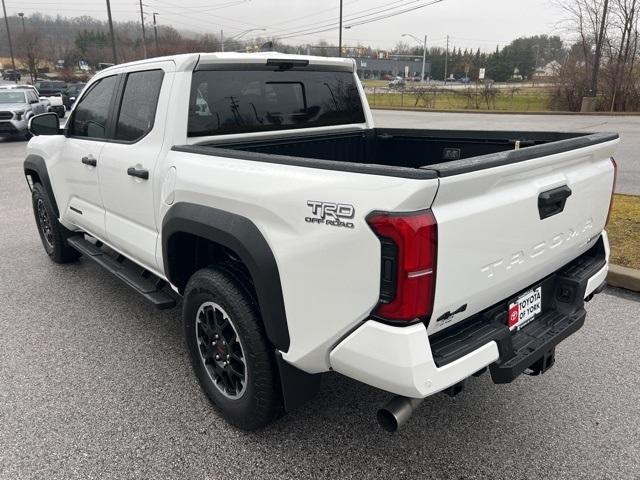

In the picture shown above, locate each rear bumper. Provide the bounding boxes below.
[330,233,609,398]
[330,320,499,398]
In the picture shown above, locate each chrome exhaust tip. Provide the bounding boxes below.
[376,396,424,432]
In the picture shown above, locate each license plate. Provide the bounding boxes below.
[508,287,542,330]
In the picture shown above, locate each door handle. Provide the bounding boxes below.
[538,185,572,219]
[127,167,149,180]
[81,156,97,166]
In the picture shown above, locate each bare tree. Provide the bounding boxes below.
[591,0,611,95]
[556,0,611,95]
[19,30,45,83]
[608,0,639,109]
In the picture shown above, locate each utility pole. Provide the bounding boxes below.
[421,35,427,83]
[220,29,224,52]
[138,0,147,59]
[338,0,343,57]
[18,12,24,32]
[1,0,17,81]
[401,33,427,84]
[105,0,118,64]
[444,35,449,84]
[153,13,159,55]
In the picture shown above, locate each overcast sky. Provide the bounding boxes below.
[6,0,567,50]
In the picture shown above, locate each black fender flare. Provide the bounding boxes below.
[23,154,59,217]
[162,202,290,351]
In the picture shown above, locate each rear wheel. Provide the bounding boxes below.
[183,267,282,430]
[31,183,80,263]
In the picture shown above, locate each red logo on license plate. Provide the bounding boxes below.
[508,304,519,328]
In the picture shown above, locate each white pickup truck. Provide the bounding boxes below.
[24,53,617,431]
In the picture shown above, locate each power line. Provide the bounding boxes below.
[143,1,245,35]
[149,0,259,28]
[264,0,363,30]
[268,0,422,37]
[274,0,445,40]
[346,0,444,27]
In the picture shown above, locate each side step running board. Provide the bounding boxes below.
[67,236,177,310]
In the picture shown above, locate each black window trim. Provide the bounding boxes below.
[65,69,164,144]
[109,68,165,145]
[65,74,121,142]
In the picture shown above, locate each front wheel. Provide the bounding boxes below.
[31,183,80,263]
[183,267,282,430]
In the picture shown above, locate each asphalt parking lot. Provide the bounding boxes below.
[1,126,640,479]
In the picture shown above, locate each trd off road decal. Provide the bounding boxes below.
[306,200,355,229]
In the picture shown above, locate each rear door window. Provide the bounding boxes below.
[114,69,164,142]
[188,69,365,137]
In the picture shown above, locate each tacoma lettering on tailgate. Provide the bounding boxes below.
[480,218,594,279]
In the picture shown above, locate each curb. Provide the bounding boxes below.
[370,106,640,116]
[607,264,640,293]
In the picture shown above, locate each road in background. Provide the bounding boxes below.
[373,109,639,195]
[1,136,639,479]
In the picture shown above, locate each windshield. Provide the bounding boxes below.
[188,69,365,137]
[67,84,85,94]
[0,91,26,104]
[37,82,65,91]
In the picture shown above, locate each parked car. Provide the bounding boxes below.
[0,84,52,113]
[388,76,406,88]
[2,69,21,81]
[24,53,617,432]
[62,83,86,110]
[0,88,46,139]
[33,81,67,117]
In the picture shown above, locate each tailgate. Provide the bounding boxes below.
[427,135,617,335]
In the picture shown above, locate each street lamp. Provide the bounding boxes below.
[1,0,17,81]
[402,33,427,84]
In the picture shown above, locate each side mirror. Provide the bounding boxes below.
[29,112,61,136]
[30,98,40,104]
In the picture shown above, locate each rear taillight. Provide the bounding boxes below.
[367,210,437,324]
[605,157,617,226]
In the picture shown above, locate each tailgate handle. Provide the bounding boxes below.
[538,185,572,219]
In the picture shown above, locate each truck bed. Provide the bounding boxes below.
[176,128,618,177]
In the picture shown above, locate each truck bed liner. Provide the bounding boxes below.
[176,128,618,178]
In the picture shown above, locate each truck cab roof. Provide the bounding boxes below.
[97,52,356,76]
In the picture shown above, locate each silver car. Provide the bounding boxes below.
[0,89,47,139]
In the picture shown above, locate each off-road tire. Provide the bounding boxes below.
[31,183,80,263]
[183,267,282,430]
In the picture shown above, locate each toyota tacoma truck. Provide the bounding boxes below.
[0,88,47,138]
[24,53,617,431]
